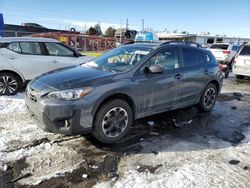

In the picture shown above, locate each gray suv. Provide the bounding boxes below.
[25,42,223,144]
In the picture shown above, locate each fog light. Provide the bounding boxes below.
[64,120,70,128]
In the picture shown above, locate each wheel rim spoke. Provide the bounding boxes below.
[9,80,17,85]
[204,88,216,108]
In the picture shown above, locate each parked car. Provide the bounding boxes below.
[25,41,223,144]
[232,43,250,79]
[0,37,93,95]
[209,43,240,70]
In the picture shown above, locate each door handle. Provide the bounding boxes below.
[52,60,58,63]
[175,74,182,79]
[9,56,16,60]
[204,70,208,75]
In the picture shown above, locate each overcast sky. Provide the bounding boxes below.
[0,0,250,37]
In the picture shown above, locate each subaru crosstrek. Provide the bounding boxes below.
[25,42,223,144]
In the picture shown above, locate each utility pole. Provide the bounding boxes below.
[126,18,129,30]
[120,19,122,44]
[141,19,144,32]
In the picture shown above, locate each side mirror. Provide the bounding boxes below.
[144,64,164,74]
[74,51,82,57]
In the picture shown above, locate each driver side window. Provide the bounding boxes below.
[45,43,74,57]
[149,47,180,70]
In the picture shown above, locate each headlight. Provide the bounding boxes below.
[47,87,93,100]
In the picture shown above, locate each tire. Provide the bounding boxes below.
[0,72,21,95]
[93,99,133,144]
[235,75,245,79]
[198,83,218,112]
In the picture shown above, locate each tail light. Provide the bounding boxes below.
[233,55,238,64]
[218,64,224,71]
[223,50,231,55]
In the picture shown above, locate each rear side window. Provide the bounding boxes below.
[182,48,203,66]
[210,44,229,50]
[203,52,217,63]
[19,42,42,55]
[7,42,22,53]
[239,45,250,55]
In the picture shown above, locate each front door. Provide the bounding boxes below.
[134,47,182,116]
[43,42,83,71]
[2,42,50,80]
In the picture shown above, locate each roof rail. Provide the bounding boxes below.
[160,41,202,48]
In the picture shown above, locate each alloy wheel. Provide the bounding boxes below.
[204,87,216,109]
[102,107,129,138]
[0,75,18,95]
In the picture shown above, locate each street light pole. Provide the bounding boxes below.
[141,19,144,32]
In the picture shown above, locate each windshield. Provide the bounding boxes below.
[83,46,153,72]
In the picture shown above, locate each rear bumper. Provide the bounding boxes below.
[25,95,93,135]
[233,65,250,76]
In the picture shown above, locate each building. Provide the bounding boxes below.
[156,32,250,45]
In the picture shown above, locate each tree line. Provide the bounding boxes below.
[86,24,116,37]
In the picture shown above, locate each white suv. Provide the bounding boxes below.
[233,43,250,79]
[0,37,93,95]
[209,43,240,69]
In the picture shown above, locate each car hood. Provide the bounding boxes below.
[79,55,95,63]
[29,65,116,92]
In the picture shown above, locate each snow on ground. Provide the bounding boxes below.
[0,92,85,185]
[94,134,250,188]
[0,92,26,114]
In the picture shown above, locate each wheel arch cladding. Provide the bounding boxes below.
[0,70,24,83]
[92,93,136,121]
[208,80,220,92]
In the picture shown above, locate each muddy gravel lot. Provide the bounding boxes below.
[0,76,250,188]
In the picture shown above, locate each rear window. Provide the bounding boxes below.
[19,42,42,55]
[210,44,229,50]
[182,48,203,66]
[239,45,250,55]
[7,42,22,53]
[231,45,240,52]
[0,42,9,48]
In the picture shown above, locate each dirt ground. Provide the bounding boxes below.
[0,75,250,188]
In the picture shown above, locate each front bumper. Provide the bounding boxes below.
[25,94,93,135]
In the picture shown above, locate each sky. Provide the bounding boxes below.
[0,0,250,37]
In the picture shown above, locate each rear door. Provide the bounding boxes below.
[2,42,50,80]
[178,47,206,105]
[236,45,250,67]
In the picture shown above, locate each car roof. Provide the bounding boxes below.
[124,42,161,48]
[210,43,230,45]
[0,37,59,43]
[125,42,210,52]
